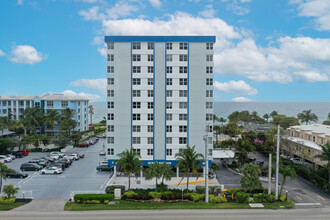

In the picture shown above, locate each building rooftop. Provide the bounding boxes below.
[290,124,330,137]
[0,94,89,101]
[105,35,216,43]
[287,136,322,151]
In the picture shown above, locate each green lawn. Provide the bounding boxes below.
[64,200,294,211]
[0,203,26,211]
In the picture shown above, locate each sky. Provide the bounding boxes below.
[0,0,330,102]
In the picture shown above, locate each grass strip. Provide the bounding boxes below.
[0,203,26,211]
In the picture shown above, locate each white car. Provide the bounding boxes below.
[50,151,64,158]
[0,155,12,163]
[290,158,303,165]
[65,154,79,161]
[6,154,16,160]
[99,150,106,156]
[280,154,290,159]
[41,167,63,174]
[49,154,60,160]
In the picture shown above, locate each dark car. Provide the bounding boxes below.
[57,159,71,167]
[252,160,264,166]
[11,151,24,158]
[48,162,65,171]
[247,158,256,163]
[20,163,42,171]
[40,156,54,162]
[73,152,84,158]
[28,159,48,167]
[96,165,113,172]
[6,171,29,179]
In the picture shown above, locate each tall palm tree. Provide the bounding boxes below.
[160,162,173,184]
[251,111,259,123]
[316,142,330,188]
[279,165,296,194]
[263,113,270,122]
[21,107,44,135]
[145,161,162,186]
[0,116,6,136]
[0,163,16,193]
[175,145,204,191]
[88,105,94,127]
[240,163,262,192]
[114,149,142,190]
[297,109,318,125]
[60,108,77,135]
[270,111,278,120]
[219,117,227,134]
[45,110,60,134]
[228,111,240,124]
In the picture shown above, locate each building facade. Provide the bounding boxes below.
[0,94,89,135]
[105,36,216,166]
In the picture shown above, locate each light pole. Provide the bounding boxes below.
[204,135,209,203]
[275,124,280,200]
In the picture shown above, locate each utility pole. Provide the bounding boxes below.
[268,153,272,194]
[275,124,280,199]
[204,133,209,203]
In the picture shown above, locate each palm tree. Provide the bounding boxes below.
[114,149,142,190]
[251,111,259,123]
[228,111,240,124]
[219,117,227,134]
[175,145,204,191]
[234,138,255,168]
[240,163,262,192]
[21,107,44,135]
[297,109,318,125]
[160,162,173,184]
[270,111,278,120]
[0,163,16,193]
[263,113,270,122]
[45,110,60,134]
[60,108,77,135]
[279,165,296,194]
[316,142,330,188]
[145,161,162,186]
[88,105,94,127]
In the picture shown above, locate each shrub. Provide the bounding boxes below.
[235,192,250,203]
[122,191,138,199]
[3,185,19,198]
[184,193,204,202]
[29,148,43,152]
[149,192,163,199]
[105,185,126,194]
[74,194,114,204]
[209,195,227,203]
[253,193,269,203]
[267,194,276,203]
[0,196,16,204]
[279,194,287,202]
[196,186,222,194]
[211,186,222,194]
[227,188,241,195]
[156,183,168,192]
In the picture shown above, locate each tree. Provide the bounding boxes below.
[175,145,204,191]
[21,107,44,135]
[210,163,219,173]
[223,122,239,138]
[0,163,16,193]
[45,110,60,132]
[270,111,278,120]
[228,111,240,124]
[273,115,299,129]
[160,162,173,184]
[297,109,318,125]
[59,108,77,135]
[114,149,142,190]
[145,161,162,186]
[219,117,227,134]
[52,133,71,149]
[88,105,94,126]
[3,184,19,198]
[263,114,270,122]
[213,114,219,124]
[279,165,296,194]
[240,163,262,192]
[0,116,6,135]
[251,111,259,123]
[316,142,330,188]
[234,138,255,168]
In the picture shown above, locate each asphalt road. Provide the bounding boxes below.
[1,138,111,199]
[1,208,330,220]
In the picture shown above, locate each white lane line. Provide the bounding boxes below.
[295,203,322,206]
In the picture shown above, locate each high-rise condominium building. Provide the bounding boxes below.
[105,36,216,167]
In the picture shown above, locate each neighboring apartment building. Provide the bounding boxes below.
[105,36,216,169]
[0,94,89,135]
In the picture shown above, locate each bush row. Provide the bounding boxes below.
[105,185,126,194]
[235,192,277,203]
[0,197,16,204]
[74,194,113,204]
[209,195,227,203]
[195,186,222,194]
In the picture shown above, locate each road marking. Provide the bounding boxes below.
[295,203,322,206]
[318,196,325,201]
[296,195,303,200]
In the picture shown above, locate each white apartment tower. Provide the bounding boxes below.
[105,36,216,167]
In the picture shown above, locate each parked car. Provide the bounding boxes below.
[65,154,79,161]
[280,154,291,159]
[11,151,24,158]
[77,142,89,148]
[247,158,256,163]
[40,156,54,162]
[6,154,16,160]
[49,154,60,160]
[0,155,12,163]
[99,150,106,156]
[20,163,42,171]
[6,171,29,179]
[28,159,48,167]
[252,160,264,166]
[290,158,303,165]
[50,151,64,158]
[41,167,63,175]
[48,163,65,171]
[96,165,113,171]
[57,159,71,167]
[17,149,29,156]
[73,152,84,158]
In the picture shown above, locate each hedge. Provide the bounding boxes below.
[184,193,205,202]
[196,186,222,194]
[209,195,227,203]
[149,192,163,199]
[252,193,275,203]
[74,194,113,204]
[227,188,242,195]
[0,197,16,204]
[105,185,126,194]
[235,192,250,203]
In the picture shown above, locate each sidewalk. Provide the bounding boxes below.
[12,199,68,211]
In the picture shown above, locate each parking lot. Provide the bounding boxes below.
[1,137,112,199]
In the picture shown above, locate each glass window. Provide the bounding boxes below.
[108,78,114,85]
[167,102,172,109]
[148,78,153,85]
[166,149,172,156]
[148,42,154,50]
[107,102,114,108]
[179,66,187,73]
[108,125,114,132]
[179,114,187,121]
[107,113,114,120]
[179,42,188,50]
[148,137,153,144]
[148,114,153,121]
[206,102,213,109]
[148,125,153,132]
[107,42,114,50]
[133,149,141,155]
[133,78,141,85]
[133,137,141,144]
[206,54,213,62]
[133,90,141,97]
[206,42,213,50]
[167,54,172,62]
[133,114,141,120]
[107,90,114,97]
[133,125,141,132]
[133,102,141,109]
[132,42,141,50]
[179,137,187,144]
[148,149,153,156]
[166,42,172,50]
[179,90,187,97]
[167,90,172,97]
[148,90,153,97]
[206,66,213,74]
[132,54,141,62]
[148,102,153,109]
[148,54,153,62]
[107,66,114,73]
[167,78,172,85]
[107,54,114,62]
[179,78,188,85]
[166,114,172,121]
[179,125,187,132]
[206,78,213,86]
[107,148,114,155]
[179,54,188,61]
[167,125,172,132]
[133,66,141,73]
[148,66,154,73]
[166,137,172,144]
[167,66,172,74]
[179,102,187,109]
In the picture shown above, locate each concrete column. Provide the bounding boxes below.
[176,167,179,178]
[114,166,117,176]
[140,169,143,178]
[203,166,205,177]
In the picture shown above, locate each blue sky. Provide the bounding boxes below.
[0,0,330,102]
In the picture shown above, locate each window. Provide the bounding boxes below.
[133,114,141,120]
[179,78,188,85]
[107,148,114,155]
[179,54,188,61]
[167,54,172,62]
[148,114,153,121]
[148,90,153,97]
[167,102,172,109]
[206,102,213,109]
[107,137,114,144]
[166,114,172,121]
[133,125,141,132]
[206,54,213,61]
[148,42,154,50]
[3,101,7,107]
[132,42,141,50]
[133,137,141,144]
[179,126,187,132]
[107,54,114,62]
[108,78,114,85]
[108,125,114,132]
[167,42,172,50]
[133,66,141,73]
[179,102,187,109]
[179,137,187,144]
[179,66,187,74]
[148,137,153,144]
[148,54,153,62]
[148,149,153,156]
[206,114,213,121]
[206,78,213,86]
[107,113,114,120]
[167,66,172,74]
[133,149,141,155]
[179,90,187,97]
[148,102,153,109]
[179,42,188,50]
[167,78,172,85]
[206,90,213,97]
[133,102,141,109]
[148,66,154,73]
[133,78,141,85]
[108,42,114,50]
[62,101,68,108]
[167,125,172,132]
[166,149,172,156]
[107,90,114,97]
[107,66,114,73]
[133,90,141,97]
[148,125,153,132]
[167,137,172,144]
[107,101,114,109]
[206,125,212,133]
[208,137,213,144]
[133,54,141,62]
[148,78,153,85]
[47,101,53,108]
[179,114,187,121]
[206,66,213,74]
[206,42,213,50]
[167,90,172,97]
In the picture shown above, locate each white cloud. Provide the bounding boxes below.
[239,0,252,2]
[92,36,104,45]
[70,78,106,96]
[0,50,5,56]
[9,45,47,64]
[75,0,98,3]
[17,0,23,5]
[232,97,254,102]
[291,0,330,31]
[79,6,104,21]
[294,71,329,82]
[199,4,216,18]
[97,47,107,57]
[43,90,100,101]
[149,0,161,8]
[214,80,258,96]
